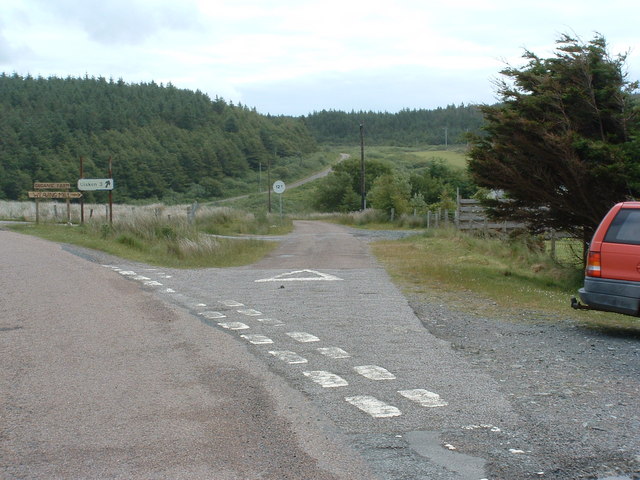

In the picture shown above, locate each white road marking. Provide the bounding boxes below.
[398,389,449,407]
[354,365,396,380]
[462,424,501,433]
[237,308,262,316]
[218,322,250,330]
[118,270,136,276]
[241,334,273,345]
[303,371,348,387]
[219,300,245,307]
[133,275,150,281]
[269,351,308,364]
[257,318,285,326]
[164,288,175,293]
[317,347,351,359]
[345,396,402,418]
[199,311,226,319]
[194,303,207,308]
[286,332,320,343]
[255,269,343,283]
[143,281,163,286]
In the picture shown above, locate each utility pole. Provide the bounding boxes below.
[360,122,365,210]
[267,151,273,213]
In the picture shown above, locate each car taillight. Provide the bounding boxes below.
[586,251,601,277]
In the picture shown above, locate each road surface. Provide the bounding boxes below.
[2,221,638,479]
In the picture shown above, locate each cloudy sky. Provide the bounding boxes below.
[1,0,638,116]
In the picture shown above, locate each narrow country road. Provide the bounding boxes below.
[0,228,376,480]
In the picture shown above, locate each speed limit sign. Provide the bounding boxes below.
[273,180,286,194]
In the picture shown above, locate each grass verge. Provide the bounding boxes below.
[371,228,640,333]
[9,220,278,268]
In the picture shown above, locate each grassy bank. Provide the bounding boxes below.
[8,206,281,268]
[371,228,640,332]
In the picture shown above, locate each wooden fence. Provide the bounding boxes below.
[454,197,524,232]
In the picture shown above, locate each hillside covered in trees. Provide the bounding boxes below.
[0,74,318,202]
[303,105,484,145]
[0,74,484,202]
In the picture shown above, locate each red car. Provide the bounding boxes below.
[572,201,640,316]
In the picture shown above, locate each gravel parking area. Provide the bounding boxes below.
[408,292,640,480]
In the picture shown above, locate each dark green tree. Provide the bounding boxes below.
[312,158,392,212]
[467,34,640,241]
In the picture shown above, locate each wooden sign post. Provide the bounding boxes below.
[28,182,82,224]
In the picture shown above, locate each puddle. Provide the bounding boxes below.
[405,430,486,480]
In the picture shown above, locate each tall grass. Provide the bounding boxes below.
[372,227,639,330]
[5,201,279,268]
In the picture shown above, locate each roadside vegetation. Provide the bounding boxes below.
[6,204,282,268]
[372,228,640,332]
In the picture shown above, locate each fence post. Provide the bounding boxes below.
[550,229,557,261]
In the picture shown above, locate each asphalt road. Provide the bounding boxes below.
[2,221,638,479]
[0,228,375,480]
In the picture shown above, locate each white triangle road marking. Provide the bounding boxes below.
[255,269,342,283]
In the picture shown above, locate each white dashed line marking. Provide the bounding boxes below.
[118,270,136,276]
[241,334,274,345]
[345,396,402,418]
[133,275,150,281]
[303,371,348,387]
[218,322,250,330]
[317,347,351,359]
[354,365,396,380]
[257,318,285,326]
[164,288,175,293]
[398,389,449,407]
[144,281,163,286]
[286,332,320,343]
[219,300,245,307]
[199,311,226,319]
[269,351,308,364]
[237,309,262,316]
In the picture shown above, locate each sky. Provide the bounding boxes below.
[1,0,639,116]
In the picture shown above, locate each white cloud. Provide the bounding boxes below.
[0,0,638,114]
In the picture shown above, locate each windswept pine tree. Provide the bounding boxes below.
[467,34,640,241]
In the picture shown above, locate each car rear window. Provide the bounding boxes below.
[604,208,640,245]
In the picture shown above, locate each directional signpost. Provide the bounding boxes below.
[77,178,114,191]
[28,182,81,224]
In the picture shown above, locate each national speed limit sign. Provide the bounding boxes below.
[273,180,286,194]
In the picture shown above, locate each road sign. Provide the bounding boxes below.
[28,191,83,199]
[78,178,114,191]
[33,182,71,190]
[273,180,286,194]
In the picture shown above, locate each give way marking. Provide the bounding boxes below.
[255,269,343,283]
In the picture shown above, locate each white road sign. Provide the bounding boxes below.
[273,180,286,194]
[77,178,114,191]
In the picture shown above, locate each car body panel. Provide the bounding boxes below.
[575,201,640,317]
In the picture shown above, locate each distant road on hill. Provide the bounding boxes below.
[216,153,350,204]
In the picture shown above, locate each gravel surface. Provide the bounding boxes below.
[406,289,640,480]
